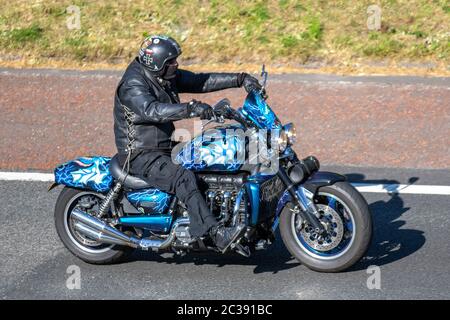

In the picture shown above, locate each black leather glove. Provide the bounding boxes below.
[188,100,214,120]
[238,73,267,98]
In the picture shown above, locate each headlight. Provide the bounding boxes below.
[283,122,297,145]
[276,130,288,152]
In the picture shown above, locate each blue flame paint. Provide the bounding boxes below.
[240,90,281,130]
[176,127,245,171]
[126,188,172,215]
[54,156,113,192]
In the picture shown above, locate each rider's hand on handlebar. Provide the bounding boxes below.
[188,100,214,120]
[238,73,268,99]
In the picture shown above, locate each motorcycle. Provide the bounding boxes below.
[50,66,372,272]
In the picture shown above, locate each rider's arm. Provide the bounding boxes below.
[176,69,242,93]
[118,80,190,123]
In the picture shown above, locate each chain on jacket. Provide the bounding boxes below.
[122,104,136,154]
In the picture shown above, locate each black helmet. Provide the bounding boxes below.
[138,35,182,73]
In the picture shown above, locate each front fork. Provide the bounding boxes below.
[277,168,326,235]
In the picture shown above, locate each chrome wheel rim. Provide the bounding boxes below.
[291,192,355,260]
[63,191,114,254]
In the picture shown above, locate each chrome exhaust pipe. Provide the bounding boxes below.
[73,222,131,246]
[71,208,189,251]
[71,208,139,247]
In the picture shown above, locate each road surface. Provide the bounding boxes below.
[0,165,448,299]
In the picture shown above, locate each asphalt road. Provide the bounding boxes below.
[1,165,449,299]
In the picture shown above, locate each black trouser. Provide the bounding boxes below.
[119,150,217,238]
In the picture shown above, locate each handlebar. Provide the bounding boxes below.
[202,98,251,130]
[211,98,232,118]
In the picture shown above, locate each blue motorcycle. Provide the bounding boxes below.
[51,67,372,272]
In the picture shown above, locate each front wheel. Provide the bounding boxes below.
[279,181,372,272]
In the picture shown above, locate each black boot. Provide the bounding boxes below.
[209,223,246,253]
[184,192,218,238]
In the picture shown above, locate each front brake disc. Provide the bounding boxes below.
[299,204,344,252]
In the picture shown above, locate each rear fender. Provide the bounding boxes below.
[47,182,59,191]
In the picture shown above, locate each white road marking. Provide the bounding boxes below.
[0,171,449,195]
[351,183,450,195]
[0,172,54,182]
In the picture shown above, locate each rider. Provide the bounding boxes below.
[114,35,263,251]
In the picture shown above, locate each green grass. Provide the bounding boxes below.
[281,35,299,48]
[0,0,448,68]
[363,37,404,56]
[304,17,323,41]
[2,24,44,46]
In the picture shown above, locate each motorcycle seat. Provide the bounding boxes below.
[109,154,152,189]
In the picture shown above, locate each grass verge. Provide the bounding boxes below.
[0,0,448,75]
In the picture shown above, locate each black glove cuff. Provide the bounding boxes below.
[187,100,199,118]
[237,73,248,87]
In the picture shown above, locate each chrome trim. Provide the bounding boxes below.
[283,122,297,145]
[71,208,189,251]
[73,222,130,246]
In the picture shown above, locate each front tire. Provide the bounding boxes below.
[54,187,133,264]
[280,181,372,272]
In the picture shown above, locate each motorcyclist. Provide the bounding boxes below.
[114,35,263,252]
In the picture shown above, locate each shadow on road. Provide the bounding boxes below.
[345,173,426,271]
[129,173,426,274]
[130,231,299,274]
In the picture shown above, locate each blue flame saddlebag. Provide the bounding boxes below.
[54,156,113,193]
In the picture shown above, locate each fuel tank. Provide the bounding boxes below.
[175,125,246,172]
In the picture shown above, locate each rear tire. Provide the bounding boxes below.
[54,187,133,264]
[280,181,372,272]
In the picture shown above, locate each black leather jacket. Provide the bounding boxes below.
[114,58,241,155]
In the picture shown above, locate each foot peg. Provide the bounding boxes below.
[255,239,271,250]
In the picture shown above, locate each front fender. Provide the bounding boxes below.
[302,171,346,196]
[272,171,346,230]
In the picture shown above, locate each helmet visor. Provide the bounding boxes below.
[162,58,179,79]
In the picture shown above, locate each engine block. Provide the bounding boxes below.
[197,173,247,224]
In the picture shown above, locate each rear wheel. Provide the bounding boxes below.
[54,187,133,264]
[280,181,372,272]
